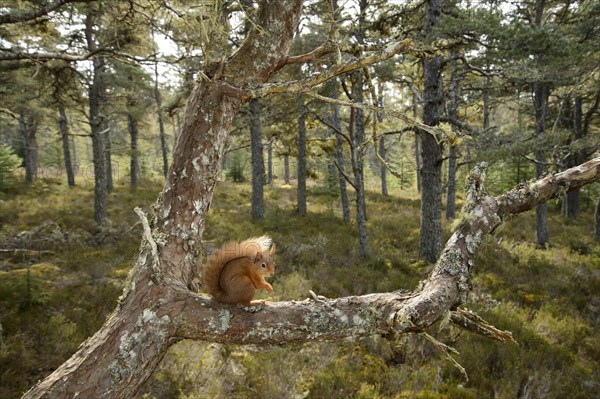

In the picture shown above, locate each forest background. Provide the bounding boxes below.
[0,0,599,398]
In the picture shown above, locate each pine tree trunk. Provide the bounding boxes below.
[379,137,388,196]
[284,153,290,184]
[19,113,38,184]
[59,106,75,187]
[564,96,582,218]
[446,59,459,221]
[154,61,169,178]
[533,81,550,247]
[419,131,443,262]
[482,76,490,130]
[86,3,108,223]
[377,88,388,196]
[413,91,422,193]
[351,0,369,257]
[106,126,114,192]
[419,0,444,263]
[331,80,350,223]
[297,95,307,216]
[267,138,273,185]
[415,134,422,193]
[446,145,457,220]
[250,98,265,220]
[350,70,368,257]
[128,114,141,188]
[70,132,78,174]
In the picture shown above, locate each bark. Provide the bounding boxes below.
[70,120,79,174]
[419,0,444,263]
[86,3,108,223]
[154,60,169,178]
[378,90,388,196]
[332,79,351,223]
[350,74,368,257]
[128,114,141,188]
[297,95,307,216]
[250,98,265,220]
[446,145,457,220]
[267,138,273,185]
[564,96,582,218]
[351,0,368,258]
[19,113,38,184]
[284,153,290,184]
[59,106,75,187]
[106,126,113,193]
[379,136,388,196]
[482,76,490,130]
[446,59,460,221]
[413,91,422,193]
[533,81,550,247]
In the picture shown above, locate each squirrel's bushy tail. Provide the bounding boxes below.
[203,236,272,300]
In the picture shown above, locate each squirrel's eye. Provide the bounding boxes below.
[261,262,267,268]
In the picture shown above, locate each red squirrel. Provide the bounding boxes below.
[203,235,276,305]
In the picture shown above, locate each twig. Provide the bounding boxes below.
[421,332,469,381]
[134,207,162,282]
[333,161,358,191]
[450,308,516,343]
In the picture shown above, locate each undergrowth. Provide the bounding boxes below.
[0,177,598,399]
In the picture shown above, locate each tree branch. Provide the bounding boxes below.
[251,39,417,98]
[169,158,600,346]
[450,308,515,342]
[333,161,358,191]
[276,42,337,68]
[0,0,91,25]
[306,108,353,148]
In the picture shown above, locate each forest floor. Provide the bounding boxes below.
[0,177,599,399]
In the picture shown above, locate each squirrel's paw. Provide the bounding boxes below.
[264,283,273,293]
[248,299,266,306]
[308,290,327,302]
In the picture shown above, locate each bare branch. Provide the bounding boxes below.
[333,161,358,191]
[450,308,516,343]
[495,157,600,217]
[0,49,90,62]
[438,116,492,136]
[306,108,353,148]
[442,54,502,77]
[306,91,448,144]
[277,42,337,67]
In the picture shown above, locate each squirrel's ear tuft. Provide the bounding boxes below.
[269,243,276,256]
[253,250,263,262]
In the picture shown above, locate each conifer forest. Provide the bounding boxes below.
[1,1,599,398]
